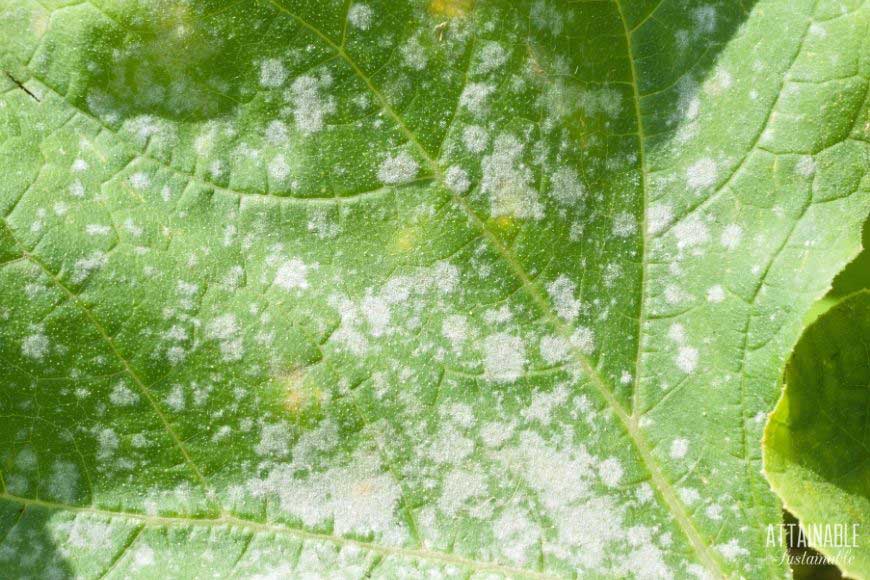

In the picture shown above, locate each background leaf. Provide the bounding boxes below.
[764,290,870,579]
[0,0,867,577]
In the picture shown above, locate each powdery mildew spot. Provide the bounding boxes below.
[400,35,428,70]
[646,203,673,235]
[673,217,710,249]
[720,223,742,250]
[612,212,637,237]
[686,158,717,191]
[459,82,495,116]
[669,438,689,459]
[598,457,623,488]
[676,346,698,373]
[109,382,139,406]
[549,166,585,206]
[444,165,470,194]
[482,134,543,220]
[378,152,419,184]
[461,124,489,153]
[707,285,726,303]
[482,332,526,383]
[796,155,816,177]
[289,75,336,134]
[540,334,570,364]
[348,3,373,30]
[275,258,311,290]
[547,275,581,322]
[21,331,49,361]
[259,58,287,88]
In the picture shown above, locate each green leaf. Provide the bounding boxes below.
[0,0,867,577]
[803,214,870,325]
[764,291,870,578]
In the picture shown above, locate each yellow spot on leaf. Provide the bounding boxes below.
[394,228,416,252]
[429,0,473,17]
[31,11,49,37]
[276,367,322,414]
[494,215,514,229]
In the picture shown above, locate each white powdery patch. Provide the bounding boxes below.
[462,125,489,153]
[48,461,80,502]
[539,335,570,364]
[442,314,468,346]
[676,346,699,373]
[347,3,373,30]
[53,514,117,551]
[289,75,336,134]
[129,172,150,190]
[15,448,36,471]
[549,166,585,206]
[132,544,155,569]
[268,154,291,182]
[703,67,732,96]
[275,258,312,291]
[598,457,623,488]
[361,295,390,337]
[612,212,638,238]
[69,179,85,198]
[71,251,108,283]
[717,539,749,561]
[720,223,742,250]
[796,155,816,177]
[109,382,139,406]
[459,82,495,116]
[670,438,689,459]
[96,428,119,462]
[571,326,595,354]
[265,120,288,144]
[259,58,287,88]
[494,506,541,566]
[377,151,419,185]
[667,322,686,344]
[636,483,654,504]
[481,420,515,448]
[475,41,508,75]
[578,87,623,119]
[206,313,244,362]
[673,217,710,249]
[664,284,690,305]
[165,384,185,412]
[427,423,475,464]
[686,158,717,191]
[547,275,581,322]
[400,35,427,70]
[679,487,700,505]
[706,285,725,303]
[497,431,628,570]
[647,203,673,235]
[522,384,569,426]
[482,332,526,383]
[307,208,341,240]
[706,504,723,520]
[251,450,405,544]
[255,423,290,457]
[444,165,470,194]
[438,468,487,517]
[22,332,49,361]
[482,134,543,220]
[693,5,717,33]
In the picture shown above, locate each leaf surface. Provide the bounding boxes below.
[0,0,867,577]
